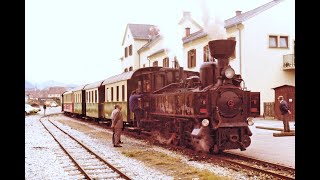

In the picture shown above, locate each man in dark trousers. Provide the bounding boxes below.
[129,90,144,128]
[278,96,292,132]
[111,104,123,147]
[43,104,47,116]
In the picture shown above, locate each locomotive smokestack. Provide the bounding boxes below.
[208,39,236,89]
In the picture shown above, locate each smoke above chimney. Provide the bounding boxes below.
[200,0,227,40]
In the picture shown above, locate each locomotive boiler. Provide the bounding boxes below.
[140,39,254,153]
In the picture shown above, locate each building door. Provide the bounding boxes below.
[250,92,260,117]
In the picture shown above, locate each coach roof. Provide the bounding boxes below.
[83,80,105,90]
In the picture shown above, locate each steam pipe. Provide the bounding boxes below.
[236,24,242,79]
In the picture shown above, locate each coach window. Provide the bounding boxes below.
[106,88,108,102]
[111,87,114,101]
[116,86,119,101]
[122,85,125,101]
[91,91,93,103]
[95,90,97,103]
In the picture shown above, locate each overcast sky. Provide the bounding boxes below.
[25,0,272,85]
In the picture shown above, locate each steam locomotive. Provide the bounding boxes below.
[62,39,254,153]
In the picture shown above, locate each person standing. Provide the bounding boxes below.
[111,105,122,144]
[129,90,144,128]
[278,96,292,132]
[43,104,47,116]
[111,104,123,147]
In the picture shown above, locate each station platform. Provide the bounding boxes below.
[225,118,295,168]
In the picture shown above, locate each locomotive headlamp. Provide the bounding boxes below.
[247,117,254,126]
[201,119,210,127]
[225,67,235,79]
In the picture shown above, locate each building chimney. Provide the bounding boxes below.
[183,11,191,18]
[185,27,190,37]
[236,10,242,16]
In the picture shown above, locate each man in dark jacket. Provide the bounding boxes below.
[129,90,144,128]
[278,96,292,132]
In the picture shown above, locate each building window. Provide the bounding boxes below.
[125,47,128,57]
[188,49,196,68]
[153,61,158,67]
[122,85,125,101]
[111,87,114,101]
[279,36,288,48]
[116,86,119,101]
[269,36,278,48]
[203,45,209,62]
[163,57,169,67]
[129,45,132,56]
[269,35,289,48]
[129,66,133,71]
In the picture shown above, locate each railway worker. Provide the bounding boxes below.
[43,104,46,116]
[111,104,123,147]
[129,90,144,128]
[278,96,292,132]
[111,105,122,144]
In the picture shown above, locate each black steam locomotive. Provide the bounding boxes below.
[62,39,253,153]
[139,40,253,153]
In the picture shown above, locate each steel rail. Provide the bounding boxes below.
[217,152,295,180]
[39,117,92,179]
[47,119,131,180]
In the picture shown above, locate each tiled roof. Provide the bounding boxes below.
[138,35,161,52]
[128,24,155,40]
[224,0,284,28]
[147,49,167,58]
[182,30,207,44]
[182,0,284,43]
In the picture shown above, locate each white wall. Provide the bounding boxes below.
[228,0,295,115]
[182,36,211,72]
[122,29,149,71]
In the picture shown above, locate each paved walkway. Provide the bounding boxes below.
[226,118,295,168]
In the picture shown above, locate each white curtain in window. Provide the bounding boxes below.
[269,37,277,47]
[280,37,288,47]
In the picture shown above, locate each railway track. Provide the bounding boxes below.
[39,117,132,180]
[62,113,296,179]
[216,152,295,180]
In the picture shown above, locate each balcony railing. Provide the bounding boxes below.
[283,54,295,70]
